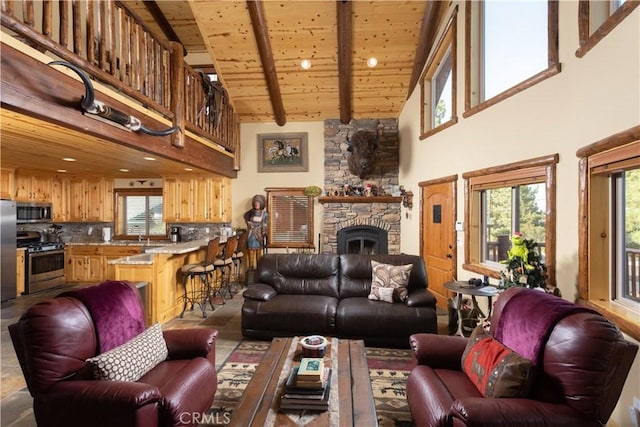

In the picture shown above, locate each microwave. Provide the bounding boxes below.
[16,202,53,223]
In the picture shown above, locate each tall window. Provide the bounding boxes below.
[465,0,559,116]
[578,132,640,341]
[114,189,166,239]
[576,0,639,57]
[265,188,314,249]
[463,154,558,285]
[420,9,457,139]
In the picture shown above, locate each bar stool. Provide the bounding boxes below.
[232,231,248,286]
[213,234,237,301]
[179,237,219,318]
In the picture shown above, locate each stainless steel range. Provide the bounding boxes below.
[17,231,66,294]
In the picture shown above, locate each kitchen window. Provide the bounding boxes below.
[464,0,560,117]
[114,189,166,239]
[577,129,639,341]
[463,154,558,286]
[265,187,314,250]
[420,8,457,139]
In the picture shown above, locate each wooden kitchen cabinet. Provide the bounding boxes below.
[50,177,68,221]
[66,246,103,282]
[67,177,113,222]
[163,177,193,222]
[14,173,51,202]
[16,249,25,295]
[1,168,14,199]
[102,246,142,280]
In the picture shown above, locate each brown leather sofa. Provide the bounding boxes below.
[406,287,638,427]
[241,253,438,347]
[9,281,219,427]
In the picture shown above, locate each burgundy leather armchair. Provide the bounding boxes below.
[9,281,219,427]
[406,287,638,427]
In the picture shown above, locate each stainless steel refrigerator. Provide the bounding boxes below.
[1,200,17,301]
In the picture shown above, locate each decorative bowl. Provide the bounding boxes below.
[300,335,328,358]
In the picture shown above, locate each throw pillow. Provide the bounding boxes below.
[461,325,533,398]
[86,323,168,382]
[368,260,413,303]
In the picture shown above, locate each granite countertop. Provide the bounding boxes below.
[106,253,154,265]
[143,239,209,255]
[64,241,171,246]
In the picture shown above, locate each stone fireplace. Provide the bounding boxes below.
[321,119,401,254]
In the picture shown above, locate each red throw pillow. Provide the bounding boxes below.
[461,326,533,398]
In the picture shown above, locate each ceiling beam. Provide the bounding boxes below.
[337,0,353,125]
[247,0,286,126]
[406,1,443,99]
[140,1,187,56]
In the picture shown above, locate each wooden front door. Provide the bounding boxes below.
[420,176,457,310]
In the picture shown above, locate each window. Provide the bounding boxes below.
[576,1,639,58]
[464,1,560,117]
[577,129,640,341]
[114,189,166,239]
[265,187,314,249]
[463,154,558,286]
[420,8,458,139]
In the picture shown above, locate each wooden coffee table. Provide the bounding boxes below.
[232,337,378,426]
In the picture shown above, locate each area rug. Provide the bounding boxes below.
[205,340,416,426]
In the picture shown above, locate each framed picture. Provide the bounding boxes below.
[257,132,308,172]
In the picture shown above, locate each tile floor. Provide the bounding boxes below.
[1,282,449,426]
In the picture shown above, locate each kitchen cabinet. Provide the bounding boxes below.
[102,246,142,280]
[67,177,113,222]
[14,174,51,202]
[167,176,231,223]
[66,246,103,282]
[163,177,193,222]
[50,177,68,222]
[16,249,25,295]
[1,169,14,199]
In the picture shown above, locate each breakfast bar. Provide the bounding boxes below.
[108,239,208,324]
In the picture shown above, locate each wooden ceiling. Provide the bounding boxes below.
[124,0,446,124]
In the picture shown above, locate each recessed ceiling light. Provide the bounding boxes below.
[143,156,156,161]
[184,168,193,171]
[300,59,311,70]
[56,169,67,173]
[367,57,378,68]
[119,169,129,172]
[62,157,76,162]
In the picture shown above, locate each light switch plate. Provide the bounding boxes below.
[455,221,464,231]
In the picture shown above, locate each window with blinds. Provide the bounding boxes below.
[266,188,314,249]
[114,188,166,239]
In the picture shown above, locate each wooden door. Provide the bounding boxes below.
[420,177,457,310]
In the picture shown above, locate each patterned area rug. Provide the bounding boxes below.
[205,340,416,426]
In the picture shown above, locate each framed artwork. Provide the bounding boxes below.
[257,132,308,172]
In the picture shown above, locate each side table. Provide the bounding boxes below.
[444,281,498,336]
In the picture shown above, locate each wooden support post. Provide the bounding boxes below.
[169,41,185,148]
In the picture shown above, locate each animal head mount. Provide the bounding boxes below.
[346,130,379,179]
[48,61,179,137]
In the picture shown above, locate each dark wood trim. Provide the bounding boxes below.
[577,157,589,300]
[576,0,640,58]
[337,0,353,125]
[318,196,402,204]
[462,153,559,179]
[247,0,286,126]
[1,43,236,177]
[575,125,640,157]
[418,174,458,187]
[407,1,443,99]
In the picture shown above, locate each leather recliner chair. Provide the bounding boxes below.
[9,281,219,427]
[406,287,638,427]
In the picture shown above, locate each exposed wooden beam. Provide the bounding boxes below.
[337,0,352,125]
[407,0,442,99]
[247,0,286,126]
[140,0,187,56]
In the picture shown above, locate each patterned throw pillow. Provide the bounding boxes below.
[368,260,413,303]
[86,323,168,382]
[461,326,533,398]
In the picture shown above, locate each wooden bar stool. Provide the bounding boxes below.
[232,231,248,286]
[213,234,237,301]
[179,237,219,318]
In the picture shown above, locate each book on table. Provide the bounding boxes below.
[281,369,332,411]
[296,357,324,381]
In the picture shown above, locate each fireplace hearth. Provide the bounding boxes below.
[337,225,388,255]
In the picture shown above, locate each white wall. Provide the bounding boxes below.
[398,2,639,426]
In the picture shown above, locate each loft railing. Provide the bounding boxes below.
[0,0,238,155]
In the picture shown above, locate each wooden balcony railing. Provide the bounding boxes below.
[0,0,238,156]
[627,248,640,301]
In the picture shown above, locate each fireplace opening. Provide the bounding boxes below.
[337,225,388,255]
